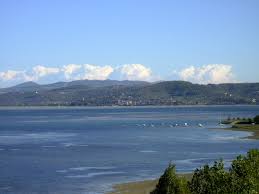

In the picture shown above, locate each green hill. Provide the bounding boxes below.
[0,80,258,106]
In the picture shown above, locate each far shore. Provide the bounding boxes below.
[0,104,258,108]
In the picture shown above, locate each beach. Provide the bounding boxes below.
[107,173,193,194]
[107,179,158,194]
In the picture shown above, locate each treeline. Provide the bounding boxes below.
[151,149,259,194]
[223,115,259,125]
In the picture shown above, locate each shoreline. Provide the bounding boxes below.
[0,104,258,109]
[107,179,158,194]
[217,124,259,140]
[106,173,193,194]
[222,125,259,140]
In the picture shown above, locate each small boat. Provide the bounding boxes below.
[219,113,225,126]
[184,123,188,126]
[198,123,203,127]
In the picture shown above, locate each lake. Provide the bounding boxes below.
[0,106,259,194]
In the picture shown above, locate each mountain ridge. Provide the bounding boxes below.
[0,80,258,106]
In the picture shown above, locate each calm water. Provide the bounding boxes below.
[0,106,259,194]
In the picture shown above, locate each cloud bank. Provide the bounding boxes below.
[0,70,25,81]
[63,64,82,80]
[0,63,236,87]
[177,64,235,84]
[82,64,114,80]
[0,64,154,85]
[119,64,153,81]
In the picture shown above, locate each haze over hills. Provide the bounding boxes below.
[0,80,258,106]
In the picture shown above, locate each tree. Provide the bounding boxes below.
[188,160,231,194]
[151,150,259,194]
[254,115,259,124]
[230,149,259,193]
[151,163,189,194]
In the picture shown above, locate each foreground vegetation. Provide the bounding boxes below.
[151,149,259,194]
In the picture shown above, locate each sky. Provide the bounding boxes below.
[0,0,259,87]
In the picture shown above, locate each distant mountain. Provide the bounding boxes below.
[0,81,41,93]
[0,80,258,106]
[15,81,39,88]
[0,80,149,94]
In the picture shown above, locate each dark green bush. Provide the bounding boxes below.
[151,163,190,194]
[189,160,231,194]
[230,149,259,193]
[151,149,259,194]
[254,115,259,124]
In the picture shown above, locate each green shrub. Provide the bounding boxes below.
[230,149,259,193]
[189,160,231,194]
[151,149,259,194]
[254,115,259,124]
[151,163,190,194]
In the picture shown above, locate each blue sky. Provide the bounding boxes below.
[0,0,259,87]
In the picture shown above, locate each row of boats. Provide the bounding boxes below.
[136,123,204,128]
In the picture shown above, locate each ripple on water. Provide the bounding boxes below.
[139,150,157,153]
[65,171,125,179]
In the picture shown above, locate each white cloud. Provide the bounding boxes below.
[62,64,114,80]
[80,64,114,80]
[178,64,235,84]
[21,65,61,81]
[1,63,236,87]
[32,65,60,78]
[119,64,153,81]
[0,70,25,81]
[178,66,195,81]
[62,64,82,80]
[59,64,234,83]
[0,64,114,86]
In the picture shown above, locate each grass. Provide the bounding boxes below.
[107,173,192,194]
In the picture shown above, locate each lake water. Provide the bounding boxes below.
[0,106,259,194]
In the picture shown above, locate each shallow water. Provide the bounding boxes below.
[0,106,259,194]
